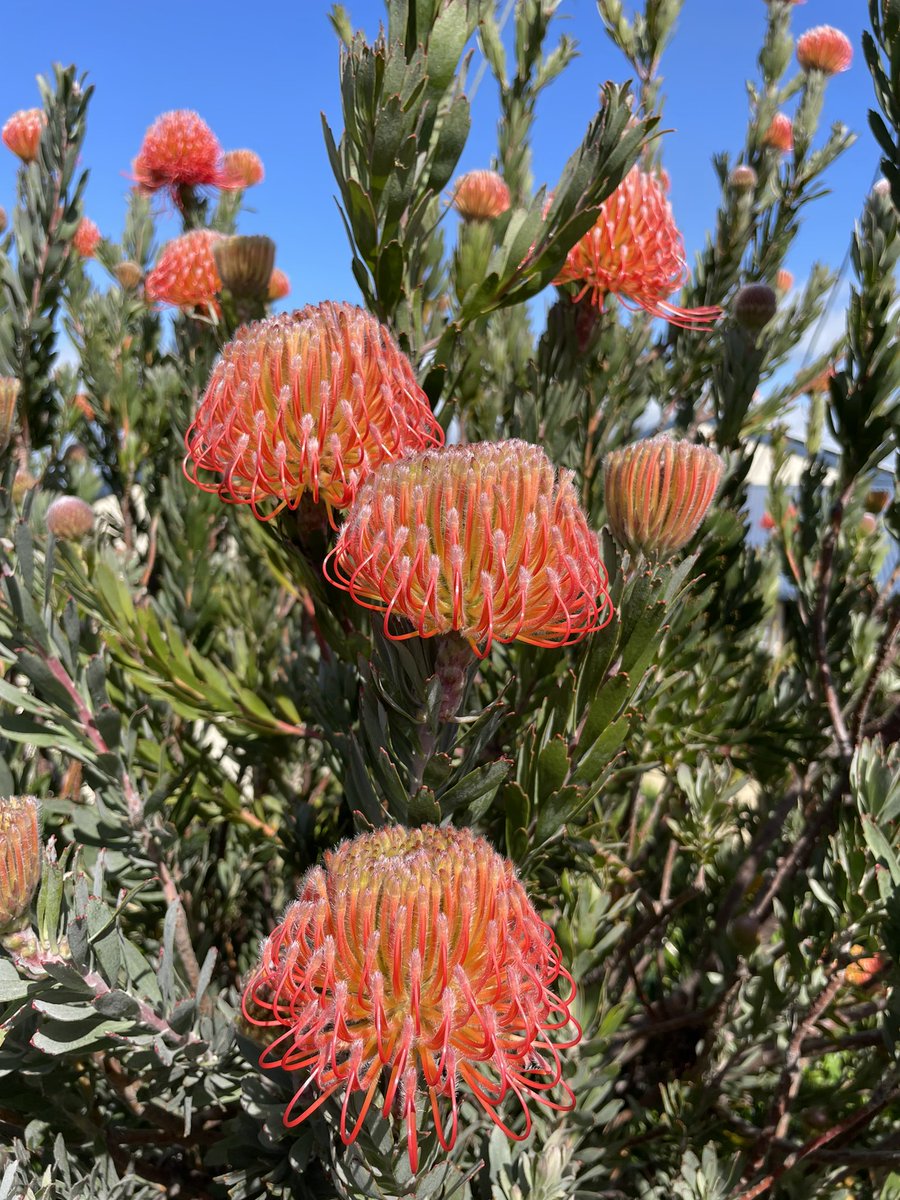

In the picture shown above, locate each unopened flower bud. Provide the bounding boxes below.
[0,377,20,453]
[859,513,878,537]
[73,217,101,258]
[844,945,887,987]
[763,112,794,154]
[729,164,758,192]
[2,108,46,162]
[452,169,511,221]
[0,796,41,932]
[223,148,264,188]
[213,235,276,298]
[735,283,778,331]
[267,267,290,301]
[603,436,725,560]
[114,261,143,290]
[45,495,94,540]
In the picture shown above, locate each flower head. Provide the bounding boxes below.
[0,796,41,933]
[268,267,291,301]
[242,824,579,1171]
[145,230,222,314]
[553,167,721,329]
[223,148,264,188]
[763,113,794,154]
[46,496,95,541]
[326,440,612,657]
[603,436,725,560]
[452,170,511,221]
[797,25,853,75]
[776,269,794,292]
[2,108,46,162]
[73,217,101,258]
[132,110,237,202]
[184,302,442,523]
[0,377,20,454]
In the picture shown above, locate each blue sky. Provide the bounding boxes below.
[0,1,881,319]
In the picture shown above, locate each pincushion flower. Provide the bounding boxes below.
[796,25,853,75]
[268,267,290,301]
[242,824,580,1171]
[73,217,101,258]
[223,148,264,188]
[145,230,222,314]
[763,113,794,154]
[2,108,45,162]
[452,170,511,221]
[603,436,725,560]
[553,167,721,328]
[132,110,238,202]
[326,440,612,657]
[184,302,442,522]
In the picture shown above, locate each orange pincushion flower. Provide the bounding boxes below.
[223,148,264,188]
[2,108,46,162]
[553,167,721,329]
[326,440,612,657]
[797,25,853,75]
[242,825,579,1171]
[145,230,222,314]
[776,269,794,292]
[73,217,101,258]
[452,170,511,221]
[184,302,442,522]
[603,437,725,560]
[268,267,290,301]
[763,113,794,154]
[132,110,237,201]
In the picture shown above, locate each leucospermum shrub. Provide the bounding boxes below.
[0,4,898,1199]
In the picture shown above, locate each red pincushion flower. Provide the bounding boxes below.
[452,170,511,221]
[242,825,580,1171]
[797,25,853,75]
[603,437,725,560]
[325,440,612,657]
[184,302,443,522]
[145,230,222,314]
[553,167,721,329]
[132,110,238,202]
[2,108,46,162]
[763,113,794,154]
[267,267,290,301]
[73,217,101,258]
[223,148,264,188]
